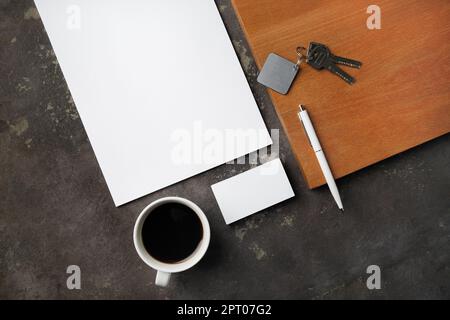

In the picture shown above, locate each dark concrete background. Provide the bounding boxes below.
[0,0,449,300]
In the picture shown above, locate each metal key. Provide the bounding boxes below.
[307,42,362,84]
[332,54,362,69]
[308,42,362,69]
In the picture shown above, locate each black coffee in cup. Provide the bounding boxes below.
[141,203,203,263]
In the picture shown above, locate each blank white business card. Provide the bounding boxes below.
[211,159,295,224]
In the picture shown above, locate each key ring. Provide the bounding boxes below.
[296,46,307,66]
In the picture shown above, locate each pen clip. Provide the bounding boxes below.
[297,110,313,148]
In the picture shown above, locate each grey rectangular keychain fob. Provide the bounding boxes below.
[257,53,300,95]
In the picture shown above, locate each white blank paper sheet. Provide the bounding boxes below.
[34,0,272,206]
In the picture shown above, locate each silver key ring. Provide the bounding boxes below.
[296,46,307,66]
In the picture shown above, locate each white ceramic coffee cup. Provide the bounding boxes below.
[133,197,210,287]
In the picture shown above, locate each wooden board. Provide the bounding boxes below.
[232,0,450,188]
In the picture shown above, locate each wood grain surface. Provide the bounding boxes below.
[232,0,450,188]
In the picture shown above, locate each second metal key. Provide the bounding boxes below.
[307,42,362,84]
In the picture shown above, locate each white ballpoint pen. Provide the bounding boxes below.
[298,105,344,211]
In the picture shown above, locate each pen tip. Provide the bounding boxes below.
[340,208,344,212]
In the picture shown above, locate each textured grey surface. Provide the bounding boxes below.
[0,0,449,300]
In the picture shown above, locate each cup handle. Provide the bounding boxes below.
[155,271,171,287]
